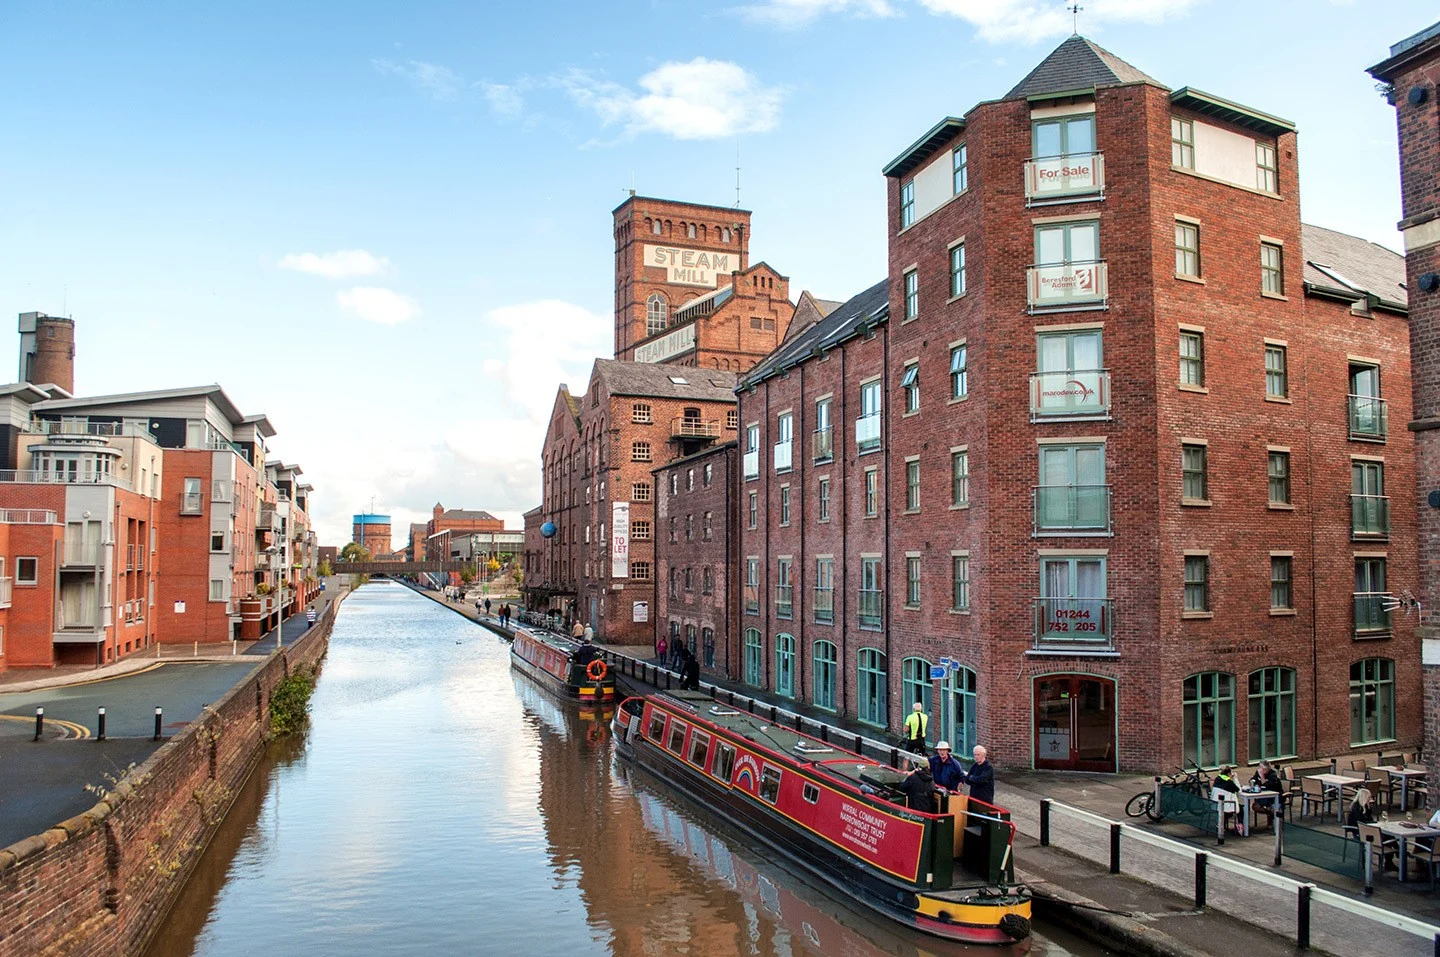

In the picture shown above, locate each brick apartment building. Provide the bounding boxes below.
[653,441,740,674]
[736,36,1417,773]
[1369,22,1440,789]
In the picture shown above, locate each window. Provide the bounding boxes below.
[857,380,881,452]
[703,464,712,487]
[901,657,933,721]
[712,743,735,783]
[905,556,921,606]
[1354,558,1391,636]
[646,295,668,335]
[668,721,688,754]
[1038,556,1107,643]
[1256,143,1278,194]
[903,269,918,321]
[1270,556,1293,611]
[632,402,653,424]
[747,491,758,529]
[950,345,968,399]
[814,558,834,624]
[905,459,920,511]
[812,646,837,709]
[896,366,919,417]
[817,478,830,521]
[775,633,796,697]
[746,423,760,452]
[721,227,731,243]
[702,627,715,667]
[647,711,666,740]
[1182,444,1208,502]
[688,732,711,769]
[668,567,677,599]
[1184,555,1210,613]
[1249,667,1296,760]
[857,648,887,726]
[1349,363,1386,440]
[726,409,738,431]
[759,767,782,804]
[952,554,971,611]
[950,243,966,297]
[632,442,651,462]
[860,557,883,630]
[951,450,970,507]
[1268,451,1290,506]
[744,558,759,614]
[1035,221,1098,267]
[776,558,792,619]
[686,469,694,492]
[864,469,878,517]
[1261,242,1284,295]
[1350,658,1395,745]
[1183,672,1234,768]
[209,579,225,601]
[703,511,712,541]
[210,532,226,553]
[1352,460,1388,538]
[181,477,203,515]
[1174,221,1200,278]
[900,181,915,228]
[1036,443,1107,531]
[632,520,650,541]
[814,397,833,461]
[632,482,651,502]
[779,487,790,526]
[686,222,697,239]
[651,219,662,236]
[703,566,713,594]
[952,143,968,193]
[670,473,679,496]
[631,561,651,581]
[940,666,978,757]
[1179,331,1204,387]
[802,782,820,805]
[1033,328,1105,418]
[1265,345,1288,399]
[683,567,693,592]
[744,628,763,686]
[16,558,37,585]
[1171,116,1195,168]
[1034,113,1095,159]
[685,514,693,541]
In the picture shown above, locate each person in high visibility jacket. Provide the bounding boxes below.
[903,701,929,754]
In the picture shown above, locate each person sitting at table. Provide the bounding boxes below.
[1249,760,1284,830]
[1345,787,1378,837]
[1213,766,1240,793]
[1211,766,1241,834]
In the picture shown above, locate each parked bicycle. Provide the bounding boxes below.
[1125,766,1212,822]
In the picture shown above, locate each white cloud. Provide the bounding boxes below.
[559,58,784,140]
[336,286,421,325]
[734,0,895,26]
[478,80,525,117]
[371,58,463,99]
[277,249,390,279]
[914,0,1198,43]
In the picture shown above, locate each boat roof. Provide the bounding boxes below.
[515,626,584,658]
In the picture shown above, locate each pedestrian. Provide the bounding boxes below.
[928,741,965,792]
[680,648,701,690]
[484,598,492,615]
[898,763,937,813]
[962,745,995,806]
[572,619,585,640]
[657,635,668,665]
[583,621,595,643]
[501,605,510,627]
[903,701,929,754]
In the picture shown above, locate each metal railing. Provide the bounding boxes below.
[671,417,720,438]
[0,577,12,608]
[61,541,102,567]
[0,509,57,525]
[180,492,204,515]
[812,427,833,462]
[854,413,881,452]
[1353,592,1392,637]
[1350,494,1390,539]
[31,419,153,438]
[1029,369,1111,419]
[1033,597,1114,650]
[742,450,759,479]
[773,440,793,472]
[775,584,793,619]
[813,586,834,623]
[1024,151,1105,203]
[1026,259,1109,311]
[1348,395,1387,441]
[1033,484,1112,534]
[0,469,133,491]
[858,588,883,630]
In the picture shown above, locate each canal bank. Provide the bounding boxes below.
[0,595,342,957]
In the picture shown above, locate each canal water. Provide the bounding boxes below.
[147,582,1109,957]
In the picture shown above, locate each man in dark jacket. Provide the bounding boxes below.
[929,741,966,791]
[962,746,995,806]
[680,649,701,690]
[898,764,936,813]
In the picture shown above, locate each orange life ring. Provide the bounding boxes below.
[586,659,608,681]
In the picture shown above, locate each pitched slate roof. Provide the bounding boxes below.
[1301,224,1407,313]
[440,508,499,522]
[592,359,737,401]
[740,280,889,388]
[1005,35,1163,100]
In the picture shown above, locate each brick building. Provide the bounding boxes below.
[351,513,391,559]
[421,503,504,560]
[736,36,1417,773]
[653,441,740,675]
[1369,22,1440,791]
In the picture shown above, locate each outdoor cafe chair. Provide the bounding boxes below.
[1367,767,1395,809]
[1358,822,1398,872]
[1406,837,1440,889]
[1212,788,1240,834]
[1349,758,1369,773]
[1301,776,1335,819]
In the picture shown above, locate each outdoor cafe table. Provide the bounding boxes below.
[1378,766,1427,811]
[1307,773,1365,823]
[1376,821,1440,882]
[1234,787,1280,836]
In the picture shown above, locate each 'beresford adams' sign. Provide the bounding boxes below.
[643,244,734,288]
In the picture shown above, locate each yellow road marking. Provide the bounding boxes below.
[0,713,91,739]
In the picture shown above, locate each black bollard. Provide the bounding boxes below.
[1194,852,1207,909]
[154,707,163,741]
[1297,884,1312,950]
[97,707,106,741]
[34,707,43,741]
[1109,823,1121,874]
[1040,798,1051,847]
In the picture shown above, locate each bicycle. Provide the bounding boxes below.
[1125,766,1212,822]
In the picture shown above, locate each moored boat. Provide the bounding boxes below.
[613,691,1032,946]
[509,627,616,703]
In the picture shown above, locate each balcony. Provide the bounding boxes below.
[742,449,760,480]
[1033,597,1114,652]
[1024,152,1105,205]
[180,492,204,515]
[812,427,833,463]
[671,416,720,439]
[1026,260,1109,312]
[259,506,282,531]
[0,469,133,492]
[1354,592,1392,638]
[1348,395,1388,442]
[775,584,793,619]
[813,586,834,623]
[1351,494,1391,540]
[1034,485,1112,535]
[858,588,884,630]
[62,541,103,567]
[773,440,793,473]
[256,553,272,570]
[0,577,12,608]
[855,414,881,454]
[1029,369,1111,421]
[0,509,56,525]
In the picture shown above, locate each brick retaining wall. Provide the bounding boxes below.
[0,598,340,957]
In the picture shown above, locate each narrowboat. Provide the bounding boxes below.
[613,691,1032,946]
[509,627,616,703]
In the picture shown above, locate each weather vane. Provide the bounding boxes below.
[1069,3,1082,34]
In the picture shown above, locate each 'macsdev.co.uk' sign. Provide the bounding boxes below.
[644,244,733,288]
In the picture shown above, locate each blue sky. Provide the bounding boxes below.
[2,0,1433,547]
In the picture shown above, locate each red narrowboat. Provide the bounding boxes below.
[509,628,616,703]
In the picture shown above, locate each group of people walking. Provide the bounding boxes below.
[654,635,701,690]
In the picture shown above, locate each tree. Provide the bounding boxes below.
[339,543,371,564]
[460,566,476,584]
[317,560,333,577]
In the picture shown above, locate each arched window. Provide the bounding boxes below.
[813,640,837,711]
[685,623,697,655]
[857,648,887,727]
[721,227,731,243]
[901,657,933,723]
[646,294,668,335]
[1247,667,1296,760]
[652,218,662,235]
[1350,658,1395,745]
[744,628,764,687]
[702,627,715,668]
[775,633,796,698]
[686,222,697,239]
[1183,672,1235,769]
[940,666,978,755]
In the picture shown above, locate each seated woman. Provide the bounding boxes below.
[1345,787,1378,837]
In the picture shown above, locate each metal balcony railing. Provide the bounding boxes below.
[812,427,833,462]
[1029,369,1111,420]
[0,577,13,608]
[742,449,760,479]
[0,509,57,525]
[743,585,759,616]
[1034,597,1114,650]
[1024,151,1106,204]
[773,440,793,473]
[62,541,102,566]
[1354,593,1393,637]
[180,492,204,515]
[775,584,793,619]
[0,469,133,491]
[1033,485,1112,534]
[1348,395,1387,441]
[1026,260,1109,311]
[858,588,883,630]
[671,417,720,438]
[855,414,881,453]
[813,586,833,623]
[1351,494,1391,540]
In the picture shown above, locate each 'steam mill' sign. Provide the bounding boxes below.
[634,323,696,364]
[644,244,733,288]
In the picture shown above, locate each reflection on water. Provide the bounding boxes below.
[147,582,1104,957]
